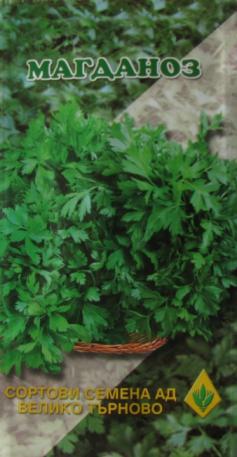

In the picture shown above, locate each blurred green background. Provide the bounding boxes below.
[1,0,236,144]
[1,1,236,456]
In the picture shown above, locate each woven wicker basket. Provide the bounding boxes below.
[73,336,167,354]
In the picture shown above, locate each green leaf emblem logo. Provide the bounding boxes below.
[192,384,214,412]
[184,369,221,417]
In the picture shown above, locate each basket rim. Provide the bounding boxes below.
[73,337,168,354]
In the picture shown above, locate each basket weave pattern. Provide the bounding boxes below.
[73,337,167,354]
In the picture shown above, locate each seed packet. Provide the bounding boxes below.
[0,2,236,456]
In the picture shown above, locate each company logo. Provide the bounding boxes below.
[184,369,221,417]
